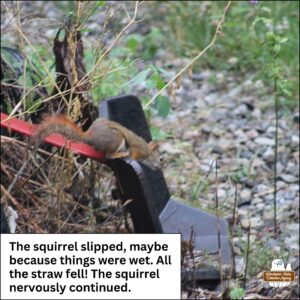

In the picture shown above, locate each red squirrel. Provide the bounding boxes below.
[33,115,158,160]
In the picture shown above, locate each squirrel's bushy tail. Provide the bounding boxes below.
[32,115,86,145]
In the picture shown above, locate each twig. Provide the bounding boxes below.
[143,0,232,110]
[16,150,58,190]
[56,201,79,233]
[232,182,238,228]
[273,77,278,238]
[1,184,44,233]
[243,221,251,289]
[6,160,28,195]
[98,199,133,227]
[77,1,140,89]
[215,159,223,292]
[205,159,215,180]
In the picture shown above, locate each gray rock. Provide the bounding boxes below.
[286,223,299,232]
[240,150,254,159]
[254,137,275,146]
[241,219,250,229]
[277,190,296,202]
[276,180,287,189]
[290,184,299,192]
[286,162,299,176]
[251,108,262,119]
[284,236,299,251]
[232,104,248,116]
[217,189,227,200]
[263,194,274,203]
[239,189,251,205]
[245,179,255,188]
[292,197,300,218]
[293,285,300,297]
[204,93,218,106]
[246,129,259,139]
[266,126,276,134]
[250,216,264,229]
[212,128,223,137]
[256,122,270,133]
[218,138,233,150]
[201,143,224,156]
[256,203,265,211]
[266,238,280,249]
[256,184,269,193]
[160,142,184,155]
[263,147,275,163]
[252,197,263,204]
[201,125,212,134]
[276,161,285,174]
[263,210,274,221]
[251,157,265,171]
[235,130,248,143]
[211,109,228,122]
[290,255,299,271]
[291,135,299,147]
[280,137,294,146]
[279,174,298,183]
[227,86,243,99]
[277,210,291,220]
[228,123,237,132]
[200,163,212,173]
[246,140,259,152]
[234,256,245,273]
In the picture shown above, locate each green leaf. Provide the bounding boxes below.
[229,287,245,300]
[95,0,105,7]
[273,44,281,56]
[158,67,172,77]
[123,68,151,87]
[252,17,272,28]
[266,31,276,42]
[155,95,170,118]
[150,127,171,140]
[151,72,165,90]
[126,34,143,52]
[279,37,288,44]
[145,79,156,89]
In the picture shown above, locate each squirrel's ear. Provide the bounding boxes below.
[148,141,159,151]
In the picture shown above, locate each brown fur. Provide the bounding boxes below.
[33,115,158,160]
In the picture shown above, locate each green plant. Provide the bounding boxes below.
[1,44,55,113]
[229,287,245,300]
[235,225,289,278]
[190,176,209,202]
[142,28,164,60]
[230,167,249,183]
[252,3,294,237]
[122,65,170,119]
[164,1,299,108]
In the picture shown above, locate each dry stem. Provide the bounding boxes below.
[143,0,232,110]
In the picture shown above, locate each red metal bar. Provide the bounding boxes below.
[0,113,105,161]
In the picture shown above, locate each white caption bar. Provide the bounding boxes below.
[1,234,181,299]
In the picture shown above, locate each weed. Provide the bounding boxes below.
[229,286,245,300]
[235,225,289,278]
[164,1,299,109]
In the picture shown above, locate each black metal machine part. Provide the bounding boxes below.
[99,95,233,269]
